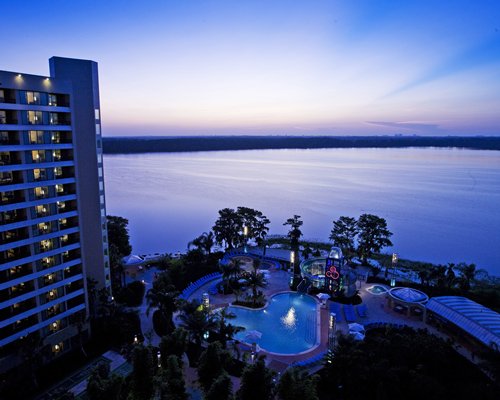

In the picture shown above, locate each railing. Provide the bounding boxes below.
[297,279,310,293]
[179,272,223,300]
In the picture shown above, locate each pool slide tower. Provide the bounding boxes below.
[299,247,358,297]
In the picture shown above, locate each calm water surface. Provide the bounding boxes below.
[103,148,500,275]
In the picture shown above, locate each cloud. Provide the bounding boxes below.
[365,121,442,134]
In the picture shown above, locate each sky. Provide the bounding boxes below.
[3,0,500,136]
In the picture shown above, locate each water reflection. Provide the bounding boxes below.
[103,148,500,274]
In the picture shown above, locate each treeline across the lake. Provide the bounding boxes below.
[102,135,500,154]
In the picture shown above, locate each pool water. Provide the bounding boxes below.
[367,285,388,295]
[228,292,318,354]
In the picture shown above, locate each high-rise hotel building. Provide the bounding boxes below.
[0,57,110,371]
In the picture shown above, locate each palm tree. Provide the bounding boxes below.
[284,215,303,278]
[445,263,456,289]
[302,244,312,260]
[233,287,245,304]
[214,307,245,347]
[220,259,243,294]
[146,283,179,334]
[179,309,217,351]
[245,271,267,307]
[188,231,215,254]
[457,263,477,291]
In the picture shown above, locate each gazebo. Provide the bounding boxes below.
[387,287,428,318]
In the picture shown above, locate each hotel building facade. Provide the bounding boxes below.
[0,57,110,372]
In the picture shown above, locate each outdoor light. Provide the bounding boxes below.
[202,292,210,310]
[133,334,138,344]
[392,253,398,264]
[157,350,161,367]
[17,74,22,77]
[390,278,396,287]
[203,331,209,340]
[243,225,248,236]
[290,251,295,264]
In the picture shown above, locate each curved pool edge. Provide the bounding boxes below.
[229,291,322,357]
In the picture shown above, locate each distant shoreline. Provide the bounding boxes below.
[102,135,500,154]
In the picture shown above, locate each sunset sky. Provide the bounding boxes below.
[4,0,500,136]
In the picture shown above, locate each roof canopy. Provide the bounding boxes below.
[426,296,500,350]
[389,287,428,304]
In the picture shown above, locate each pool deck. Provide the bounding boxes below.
[136,260,481,394]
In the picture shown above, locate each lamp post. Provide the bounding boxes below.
[202,292,210,311]
[391,253,398,287]
[243,225,248,253]
[327,312,337,362]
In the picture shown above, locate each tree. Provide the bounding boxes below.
[146,273,179,334]
[245,271,268,307]
[302,243,312,260]
[277,367,319,400]
[237,356,275,400]
[356,214,393,264]
[213,307,245,348]
[330,216,358,256]
[129,345,154,400]
[188,231,215,254]
[237,206,270,247]
[284,215,303,277]
[212,207,270,250]
[456,263,477,291]
[206,372,233,400]
[159,328,188,360]
[179,308,217,352]
[107,215,132,289]
[220,259,243,294]
[213,208,243,249]
[157,355,188,400]
[321,327,496,399]
[197,342,230,392]
[445,263,456,289]
[86,362,123,400]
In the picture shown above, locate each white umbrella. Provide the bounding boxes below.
[348,323,365,333]
[350,331,365,341]
[245,330,262,341]
[316,293,330,301]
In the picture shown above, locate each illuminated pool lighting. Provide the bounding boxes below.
[281,306,297,329]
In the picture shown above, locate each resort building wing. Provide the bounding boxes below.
[425,296,500,351]
[0,57,110,372]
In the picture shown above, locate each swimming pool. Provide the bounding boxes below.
[228,292,318,354]
[366,285,388,295]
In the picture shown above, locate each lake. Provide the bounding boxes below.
[103,148,500,275]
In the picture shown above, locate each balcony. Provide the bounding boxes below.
[0,152,21,166]
[0,131,20,145]
[0,209,26,225]
[49,112,71,126]
[0,246,31,264]
[0,190,25,206]
[0,227,29,245]
[0,110,18,125]
[64,264,82,279]
[33,204,51,219]
[0,265,33,285]
[0,315,38,340]
[0,89,16,104]
[51,131,72,144]
[0,171,23,186]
